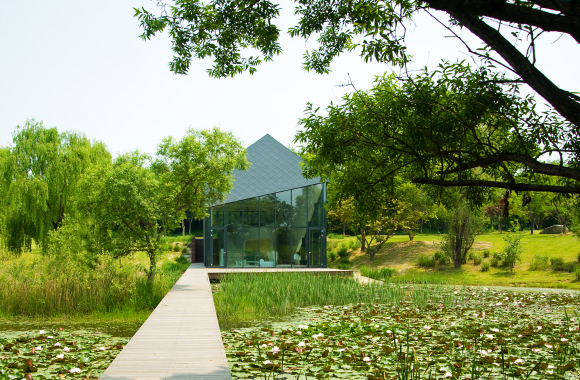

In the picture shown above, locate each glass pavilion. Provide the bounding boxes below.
[203,134,327,268]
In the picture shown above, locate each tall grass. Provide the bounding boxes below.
[160,233,200,243]
[0,254,189,317]
[213,273,456,328]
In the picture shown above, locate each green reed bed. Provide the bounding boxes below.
[0,255,189,317]
[213,273,457,328]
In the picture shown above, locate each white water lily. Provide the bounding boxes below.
[444,372,453,378]
[514,359,524,364]
[63,347,70,352]
[272,346,280,354]
[263,360,272,365]
[490,328,500,333]
[69,368,81,374]
[295,331,302,335]
[261,344,268,348]
[54,343,61,347]
[561,338,569,342]
[38,330,45,334]
[34,346,42,351]
[424,326,431,330]
[47,336,54,339]
[99,347,106,351]
[363,356,371,362]
[298,342,305,347]
[56,354,64,359]
[485,334,494,340]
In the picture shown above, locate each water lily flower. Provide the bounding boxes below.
[444,372,452,378]
[548,365,554,369]
[424,326,431,330]
[479,350,488,356]
[537,326,542,330]
[514,359,524,364]
[485,334,494,340]
[261,344,268,348]
[56,354,64,359]
[99,347,106,351]
[35,346,42,351]
[263,360,272,365]
[267,342,273,346]
[295,331,302,335]
[298,325,308,329]
[69,368,81,374]
[363,356,371,362]
[63,347,70,352]
[298,342,305,347]
[561,338,569,342]
[54,343,61,347]
[532,348,540,352]
[272,346,280,354]
[491,328,500,333]
[495,303,503,306]
[545,343,553,349]
[47,336,54,339]
[38,330,45,334]
[338,348,345,352]
[233,330,241,333]
[343,306,348,310]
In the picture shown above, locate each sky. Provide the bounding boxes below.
[1,1,578,156]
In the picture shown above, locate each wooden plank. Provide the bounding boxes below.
[100,263,231,380]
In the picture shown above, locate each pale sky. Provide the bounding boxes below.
[1,1,578,156]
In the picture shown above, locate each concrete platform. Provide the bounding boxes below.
[100,263,230,380]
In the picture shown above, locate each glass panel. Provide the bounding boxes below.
[259,228,276,267]
[292,228,307,267]
[275,227,292,267]
[310,229,322,267]
[243,227,261,267]
[276,190,292,227]
[292,188,307,227]
[227,201,244,267]
[211,204,227,227]
[243,197,260,228]
[260,194,276,227]
[211,228,225,267]
[308,184,324,227]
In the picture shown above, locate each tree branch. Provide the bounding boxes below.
[412,177,580,193]
[448,12,580,127]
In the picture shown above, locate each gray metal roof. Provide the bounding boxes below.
[220,134,321,204]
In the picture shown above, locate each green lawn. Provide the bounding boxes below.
[328,232,580,289]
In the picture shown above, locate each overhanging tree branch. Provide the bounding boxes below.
[412,177,580,193]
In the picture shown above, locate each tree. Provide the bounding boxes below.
[0,120,110,253]
[77,128,248,283]
[135,0,579,155]
[395,183,439,240]
[440,196,483,268]
[326,197,355,237]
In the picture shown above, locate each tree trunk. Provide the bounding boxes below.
[342,223,346,237]
[490,217,493,229]
[420,219,423,234]
[498,217,502,234]
[360,228,366,251]
[408,230,415,241]
[147,251,157,285]
[182,220,185,236]
[188,214,194,235]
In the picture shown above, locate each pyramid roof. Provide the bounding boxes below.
[219,134,321,205]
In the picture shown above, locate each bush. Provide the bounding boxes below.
[338,257,352,264]
[482,249,490,258]
[575,267,580,281]
[490,252,502,268]
[175,254,189,264]
[348,239,360,251]
[481,262,490,272]
[328,233,344,239]
[433,251,450,266]
[337,263,352,270]
[173,244,181,252]
[501,222,524,272]
[417,254,436,268]
[181,247,188,254]
[471,253,482,266]
[551,258,575,272]
[529,255,550,271]
[329,252,337,262]
[338,245,349,258]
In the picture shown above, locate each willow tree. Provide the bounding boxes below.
[0,120,110,253]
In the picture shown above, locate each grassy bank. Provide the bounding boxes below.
[328,232,580,289]
[0,244,190,317]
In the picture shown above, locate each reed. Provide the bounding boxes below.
[213,272,455,328]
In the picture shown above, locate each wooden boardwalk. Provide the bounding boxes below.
[100,263,230,380]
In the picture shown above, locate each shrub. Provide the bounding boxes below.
[501,221,524,272]
[328,233,344,239]
[417,254,436,268]
[181,247,188,254]
[471,253,482,266]
[173,244,181,252]
[337,263,352,270]
[338,245,349,258]
[575,267,580,281]
[481,262,490,272]
[490,252,502,268]
[175,254,189,264]
[483,250,490,258]
[551,258,575,272]
[348,239,360,251]
[529,255,550,271]
[433,251,450,266]
[338,257,352,264]
[329,252,337,262]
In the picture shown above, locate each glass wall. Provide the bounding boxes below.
[207,183,326,268]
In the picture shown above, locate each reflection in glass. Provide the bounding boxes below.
[310,229,322,267]
[227,201,244,267]
[291,228,307,267]
[259,228,276,267]
[308,184,324,227]
[260,194,276,227]
[276,227,292,267]
[211,204,227,227]
[276,190,292,227]
[211,228,225,267]
[243,228,261,266]
[292,188,307,227]
[244,197,260,227]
